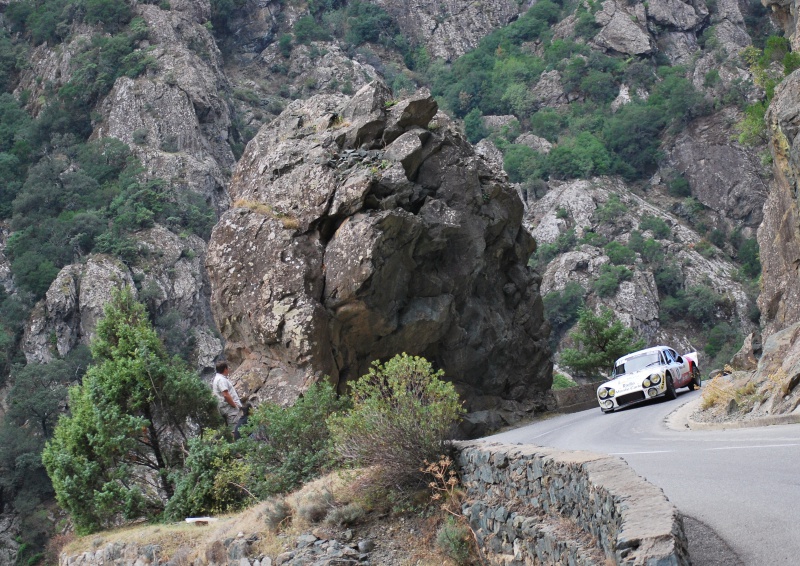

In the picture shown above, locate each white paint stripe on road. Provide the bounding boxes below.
[529,423,576,439]
[708,443,800,451]
[609,450,674,455]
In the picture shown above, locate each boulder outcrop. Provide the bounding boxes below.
[206,82,552,430]
[662,107,769,232]
[22,227,221,370]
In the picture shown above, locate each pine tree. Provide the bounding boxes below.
[42,288,218,533]
[560,307,645,379]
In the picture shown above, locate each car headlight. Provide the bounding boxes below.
[607,388,615,397]
[642,378,651,387]
[599,389,608,399]
[649,374,661,385]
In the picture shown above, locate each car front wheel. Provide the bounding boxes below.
[688,366,702,390]
[665,374,677,400]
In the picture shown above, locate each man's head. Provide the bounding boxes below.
[215,361,229,375]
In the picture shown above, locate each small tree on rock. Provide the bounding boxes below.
[560,307,645,379]
[42,288,218,533]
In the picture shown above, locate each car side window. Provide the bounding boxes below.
[663,349,674,364]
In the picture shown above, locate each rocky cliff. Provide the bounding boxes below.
[206,82,552,434]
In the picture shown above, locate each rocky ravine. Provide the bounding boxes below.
[206,82,553,435]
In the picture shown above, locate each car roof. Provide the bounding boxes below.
[615,346,670,365]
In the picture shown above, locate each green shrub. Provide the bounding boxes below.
[463,108,487,144]
[654,263,684,296]
[640,238,664,264]
[594,194,627,224]
[293,15,330,44]
[593,264,632,297]
[243,381,349,495]
[639,215,671,239]
[436,516,471,565]
[328,354,464,494]
[547,132,612,179]
[738,238,761,278]
[704,322,739,358]
[552,373,578,390]
[668,176,691,197]
[604,241,635,265]
[533,229,576,266]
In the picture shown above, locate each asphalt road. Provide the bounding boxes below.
[485,389,800,565]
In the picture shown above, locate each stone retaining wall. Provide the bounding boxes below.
[456,441,690,565]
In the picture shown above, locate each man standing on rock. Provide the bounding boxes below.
[212,361,243,438]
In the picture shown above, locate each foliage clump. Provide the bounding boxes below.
[166,381,348,518]
[560,307,645,379]
[328,354,464,495]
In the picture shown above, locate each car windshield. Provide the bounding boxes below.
[614,352,660,376]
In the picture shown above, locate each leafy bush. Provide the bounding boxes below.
[167,381,348,518]
[293,15,330,44]
[328,354,464,495]
[436,516,472,564]
[463,108,487,143]
[738,238,761,278]
[243,382,349,495]
[532,229,576,266]
[604,241,635,265]
[560,307,645,379]
[552,373,578,390]
[594,194,627,224]
[547,132,611,179]
[543,281,584,347]
[639,215,671,239]
[668,176,691,197]
[593,264,632,297]
[654,263,684,296]
[640,238,664,264]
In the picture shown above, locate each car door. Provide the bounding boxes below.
[667,348,690,386]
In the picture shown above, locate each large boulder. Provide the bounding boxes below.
[206,82,552,429]
[593,0,654,55]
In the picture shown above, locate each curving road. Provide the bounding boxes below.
[486,389,800,565]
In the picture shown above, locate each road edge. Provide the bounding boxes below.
[665,394,800,431]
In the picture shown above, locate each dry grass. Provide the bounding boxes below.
[60,468,475,566]
[700,373,737,410]
[233,199,300,229]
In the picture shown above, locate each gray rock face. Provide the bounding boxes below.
[206,83,552,428]
[94,2,235,212]
[593,0,654,55]
[662,107,769,230]
[759,71,800,340]
[370,0,521,61]
[22,228,221,370]
[530,70,568,109]
[645,0,708,30]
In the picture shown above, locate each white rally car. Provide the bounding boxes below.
[597,346,701,413]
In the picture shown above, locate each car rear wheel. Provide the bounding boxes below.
[665,374,677,400]
[688,366,702,390]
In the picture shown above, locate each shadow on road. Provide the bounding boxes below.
[683,515,744,566]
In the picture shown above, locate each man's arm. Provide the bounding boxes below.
[222,390,240,409]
